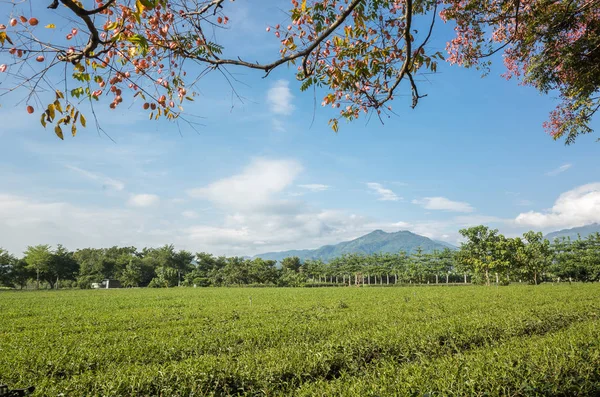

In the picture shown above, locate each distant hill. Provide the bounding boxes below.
[254,230,455,262]
[545,223,600,241]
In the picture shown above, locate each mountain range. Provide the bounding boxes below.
[254,223,600,263]
[544,223,600,241]
[254,230,455,262]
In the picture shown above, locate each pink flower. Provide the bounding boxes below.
[0,64,7,73]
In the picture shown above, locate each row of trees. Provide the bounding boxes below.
[458,227,600,285]
[1,227,599,289]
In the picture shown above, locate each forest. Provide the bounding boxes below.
[1,226,599,289]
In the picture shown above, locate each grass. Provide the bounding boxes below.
[0,284,599,396]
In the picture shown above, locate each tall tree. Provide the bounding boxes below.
[173,249,194,286]
[0,248,16,287]
[459,226,507,286]
[48,244,79,289]
[74,248,106,287]
[23,244,52,289]
[120,257,145,287]
[11,259,33,289]
[581,233,600,282]
[281,256,302,273]
[517,231,552,285]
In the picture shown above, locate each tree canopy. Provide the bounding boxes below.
[1,228,600,289]
[0,0,598,142]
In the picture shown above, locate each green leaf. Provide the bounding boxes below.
[129,34,149,56]
[139,0,156,9]
[300,77,314,92]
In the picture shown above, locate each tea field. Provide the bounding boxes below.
[1,285,599,396]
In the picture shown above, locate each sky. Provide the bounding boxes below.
[0,0,599,256]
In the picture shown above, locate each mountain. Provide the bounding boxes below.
[545,223,600,241]
[254,230,456,262]
[433,240,458,250]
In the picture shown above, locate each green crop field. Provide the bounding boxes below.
[1,285,599,396]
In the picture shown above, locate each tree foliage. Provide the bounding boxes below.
[0,0,597,142]
[23,244,52,289]
[1,228,599,288]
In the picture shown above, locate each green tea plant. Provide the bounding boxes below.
[0,285,598,396]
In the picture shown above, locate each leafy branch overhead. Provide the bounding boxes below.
[0,0,598,143]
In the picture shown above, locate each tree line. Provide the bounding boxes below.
[1,226,599,289]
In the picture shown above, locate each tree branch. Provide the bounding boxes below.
[186,0,365,75]
[55,0,115,62]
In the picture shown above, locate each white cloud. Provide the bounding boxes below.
[267,80,294,115]
[128,194,160,207]
[515,182,600,229]
[0,194,163,254]
[546,163,572,176]
[187,158,303,210]
[412,196,475,213]
[366,182,401,201]
[299,184,330,192]
[183,160,411,253]
[2,150,543,258]
[65,165,125,191]
[181,210,199,219]
[0,190,488,257]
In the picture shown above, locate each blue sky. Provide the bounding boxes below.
[0,0,599,256]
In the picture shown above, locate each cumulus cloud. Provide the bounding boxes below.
[0,191,469,257]
[412,196,475,213]
[267,80,294,115]
[1,154,516,257]
[0,194,163,253]
[183,160,413,253]
[128,194,160,207]
[299,184,330,192]
[66,165,125,191]
[546,163,572,176]
[515,182,600,229]
[187,158,303,210]
[367,182,400,201]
